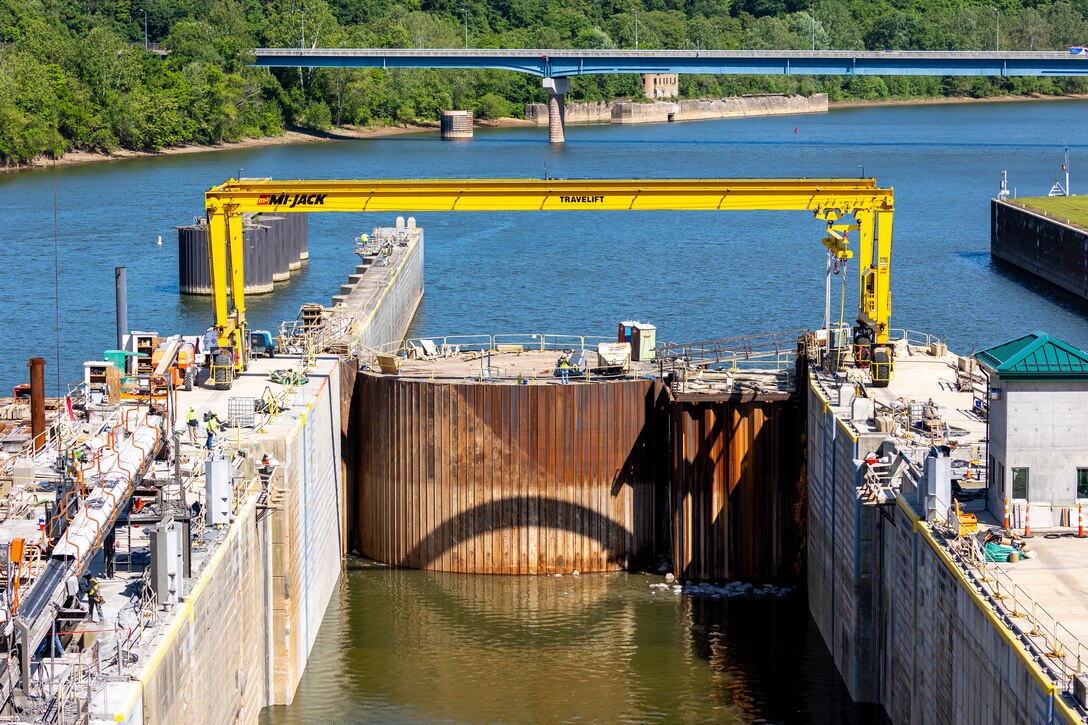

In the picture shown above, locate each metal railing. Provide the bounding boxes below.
[656,328,806,370]
[888,328,945,350]
[369,333,615,358]
[932,506,1088,708]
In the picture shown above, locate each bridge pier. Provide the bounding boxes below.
[542,77,570,144]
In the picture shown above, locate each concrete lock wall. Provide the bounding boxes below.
[877,499,1061,724]
[525,94,827,126]
[131,226,420,721]
[135,366,345,720]
[271,369,344,702]
[524,101,612,125]
[806,380,882,702]
[988,380,1088,527]
[991,199,1088,300]
[806,372,1072,722]
[137,496,266,724]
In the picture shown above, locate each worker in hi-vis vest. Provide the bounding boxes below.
[186,406,199,446]
[83,573,104,623]
[205,413,221,450]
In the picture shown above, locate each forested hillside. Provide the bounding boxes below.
[2,0,1087,165]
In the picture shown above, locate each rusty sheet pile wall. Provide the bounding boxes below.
[350,371,806,581]
[671,398,804,583]
[352,374,668,574]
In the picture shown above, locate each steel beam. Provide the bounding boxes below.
[252,48,1088,77]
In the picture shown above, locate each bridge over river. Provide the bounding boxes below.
[254,48,1088,141]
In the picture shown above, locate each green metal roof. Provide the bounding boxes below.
[975,331,1088,381]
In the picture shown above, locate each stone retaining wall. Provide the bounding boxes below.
[525,94,827,126]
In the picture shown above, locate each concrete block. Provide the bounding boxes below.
[541,77,570,95]
[1074,675,1088,708]
[851,397,875,422]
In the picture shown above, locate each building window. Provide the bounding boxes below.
[1012,468,1029,500]
[1078,469,1088,500]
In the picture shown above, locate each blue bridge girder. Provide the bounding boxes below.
[252,48,1088,77]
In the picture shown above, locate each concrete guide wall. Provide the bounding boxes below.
[354,238,424,351]
[991,199,1088,300]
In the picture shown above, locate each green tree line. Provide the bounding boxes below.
[2,0,1087,165]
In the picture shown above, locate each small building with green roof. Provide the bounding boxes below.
[975,331,1088,527]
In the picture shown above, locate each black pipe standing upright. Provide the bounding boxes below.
[115,266,128,350]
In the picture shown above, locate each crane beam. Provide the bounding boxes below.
[206,178,893,214]
[203,177,896,384]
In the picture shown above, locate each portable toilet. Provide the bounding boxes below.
[631,322,656,362]
[618,320,636,343]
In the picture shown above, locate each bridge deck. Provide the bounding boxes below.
[253,48,1088,77]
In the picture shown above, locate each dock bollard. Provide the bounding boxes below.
[1003,497,1010,529]
[1024,503,1032,538]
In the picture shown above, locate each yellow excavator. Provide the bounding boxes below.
[203,178,894,387]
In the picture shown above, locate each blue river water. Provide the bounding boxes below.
[3,99,1088,394]
[4,100,1088,723]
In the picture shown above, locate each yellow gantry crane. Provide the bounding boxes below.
[203,178,895,386]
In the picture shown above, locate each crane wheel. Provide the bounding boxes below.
[871,347,893,388]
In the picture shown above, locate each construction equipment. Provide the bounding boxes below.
[203,178,896,387]
[596,342,632,374]
[553,349,590,379]
[209,347,237,391]
[151,337,197,393]
[249,330,277,358]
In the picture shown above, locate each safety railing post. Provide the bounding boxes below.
[1012,584,1028,618]
[991,567,1007,600]
[1030,602,1043,637]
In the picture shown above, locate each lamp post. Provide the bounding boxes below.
[994,8,1000,52]
[463,8,469,49]
[141,9,148,49]
[634,8,639,50]
[296,6,306,87]
[810,5,815,50]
